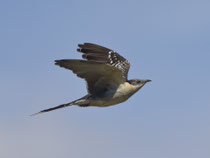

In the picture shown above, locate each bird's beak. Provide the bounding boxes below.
[144,79,152,83]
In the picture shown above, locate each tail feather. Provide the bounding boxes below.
[31,102,74,116]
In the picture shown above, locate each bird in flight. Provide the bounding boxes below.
[32,43,151,115]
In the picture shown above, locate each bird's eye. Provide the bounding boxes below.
[136,80,141,84]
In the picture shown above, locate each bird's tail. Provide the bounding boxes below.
[30,101,75,116]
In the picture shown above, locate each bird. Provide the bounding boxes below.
[32,43,151,115]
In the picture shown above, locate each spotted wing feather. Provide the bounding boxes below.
[77,43,130,80]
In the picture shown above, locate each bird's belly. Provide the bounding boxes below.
[89,97,126,107]
[89,92,132,107]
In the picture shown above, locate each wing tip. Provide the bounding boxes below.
[54,60,60,66]
[78,44,83,48]
[55,59,68,66]
[77,48,82,52]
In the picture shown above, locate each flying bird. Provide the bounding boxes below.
[32,43,151,115]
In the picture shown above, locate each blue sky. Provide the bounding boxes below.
[1,0,210,157]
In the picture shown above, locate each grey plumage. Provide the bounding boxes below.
[32,43,151,115]
[55,60,123,95]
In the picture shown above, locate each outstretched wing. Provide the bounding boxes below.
[55,60,123,95]
[55,43,130,95]
[77,43,130,80]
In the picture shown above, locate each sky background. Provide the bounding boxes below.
[1,0,210,157]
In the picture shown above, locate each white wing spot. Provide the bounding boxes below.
[108,51,112,59]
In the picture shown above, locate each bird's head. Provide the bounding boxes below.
[127,79,151,91]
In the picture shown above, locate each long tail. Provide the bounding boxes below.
[31,101,75,116]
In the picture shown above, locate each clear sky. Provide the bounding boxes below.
[1,0,210,158]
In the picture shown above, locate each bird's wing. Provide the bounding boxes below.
[55,43,130,95]
[77,43,130,80]
[55,59,123,94]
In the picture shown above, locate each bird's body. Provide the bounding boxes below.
[32,43,151,115]
[77,81,143,107]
